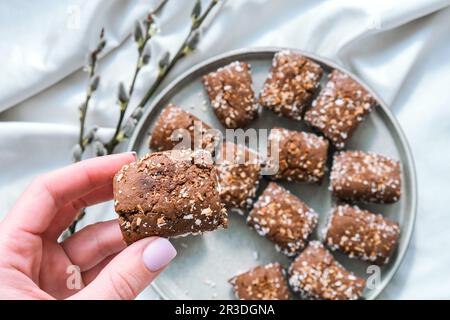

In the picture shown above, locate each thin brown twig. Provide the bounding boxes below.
[73,29,105,162]
[104,0,170,155]
[66,0,222,237]
[139,0,218,109]
[153,0,169,14]
[106,0,220,153]
[65,1,168,237]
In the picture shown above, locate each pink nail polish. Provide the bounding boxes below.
[143,238,177,271]
[129,151,138,160]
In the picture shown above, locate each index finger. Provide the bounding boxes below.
[5,152,136,234]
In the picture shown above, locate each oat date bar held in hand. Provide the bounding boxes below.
[229,263,290,300]
[113,150,228,244]
[260,50,323,120]
[203,61,258,129]
[323,204,400,265]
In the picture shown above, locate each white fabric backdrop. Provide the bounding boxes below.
[1,0,450,299]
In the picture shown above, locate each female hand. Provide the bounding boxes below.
[0,153,177,300]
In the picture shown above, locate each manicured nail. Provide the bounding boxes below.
[142,238,177,271]
[128,151,137,160]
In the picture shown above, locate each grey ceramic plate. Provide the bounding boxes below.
[127,48,417,300]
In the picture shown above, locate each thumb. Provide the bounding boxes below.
[70,237,177,300]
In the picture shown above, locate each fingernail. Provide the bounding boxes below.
[142,238,177,272]
[128,151,137,160]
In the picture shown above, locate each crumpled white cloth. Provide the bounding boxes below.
[1,0,450,299]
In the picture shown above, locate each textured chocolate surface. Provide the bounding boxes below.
[304,70,377,149]
[203,61,258,129]
[324,204,400,265]
[247,182,318,257]
[259,50,323,120]
[113,150,228,244]
[229,263,290,300]
[330,151,401,203]
[149,104,216,152]
[288,241,366,300]
[267,127,329,183]
[216,142,261,212]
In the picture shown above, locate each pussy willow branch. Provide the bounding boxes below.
[65,1,168,238]
[104,13,157,154]
[66,0,222,237]
[147,0,168,16]
[64,30,105,238]
[105,0,220,153]
[72,29,105,162]
[104,0,170,154]
[138,0,218,108]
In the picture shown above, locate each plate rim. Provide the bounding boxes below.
[127,47,418,300]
